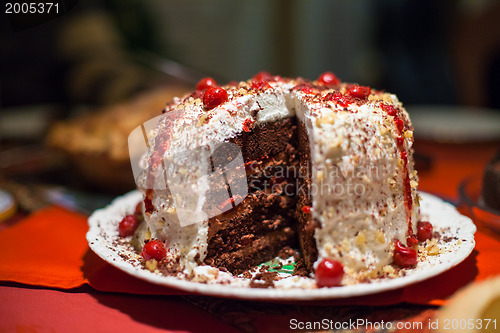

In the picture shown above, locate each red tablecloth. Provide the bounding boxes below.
[0,284,239,333]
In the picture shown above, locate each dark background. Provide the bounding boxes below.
[1,0,499,110]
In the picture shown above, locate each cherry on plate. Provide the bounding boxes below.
[141,239,167,261]
[393,240,417,268]
[118,215,140,237]
[315,258,344,287]
[417,221,433,242]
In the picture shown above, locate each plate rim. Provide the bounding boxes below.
[87,191,476,301]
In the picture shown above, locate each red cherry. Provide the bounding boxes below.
[251,79,272,90]
[396,135,405,147]
[242,118,254,132]
[134,202,142,216]
[323,91,354,107]
[118,215,140,237]
[346,85,371,100]
[395,117,405,132]
[315,258,344,287]
[203,87,228,110]
[393,240,417,268]
[406,235,418,247]
[253,71,272,82]
[196,77,218,91]
[380,103,398,116]
[144,196,154,214]
[317,72,340,86]
[417,221,433,242]
[141,239,167,261]
[338,97,353,107]
[302,205,312,214]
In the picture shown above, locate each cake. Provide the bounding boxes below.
[126,72,424,286]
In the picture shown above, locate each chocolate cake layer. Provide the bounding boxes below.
[205,228,295,275]
[230,117,297,161]
[296,120,319,272]
[203,118,301,274]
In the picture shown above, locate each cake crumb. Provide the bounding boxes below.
[356,232,366,252]
[382,265,396,278]
[278,246,296,259]
[375,230,386,244]
[292,258,310,277]
[145,259,158,272]
[404,130,413,138]
[425,239,440,256]
[249,271,278,288]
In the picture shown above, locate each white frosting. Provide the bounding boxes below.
[140,78,419,275]
[295,91,419,273]
[143,83,296,272]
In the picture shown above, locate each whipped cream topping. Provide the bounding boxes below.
[293,89,419,273]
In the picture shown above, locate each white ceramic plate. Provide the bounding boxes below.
[87,191,476,300]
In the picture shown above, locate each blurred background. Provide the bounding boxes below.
[0,0,500,215]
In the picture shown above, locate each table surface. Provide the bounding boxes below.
[1,139,499,333]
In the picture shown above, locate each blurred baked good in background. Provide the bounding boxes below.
[46,86,189,192]
[1,2,192,194]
